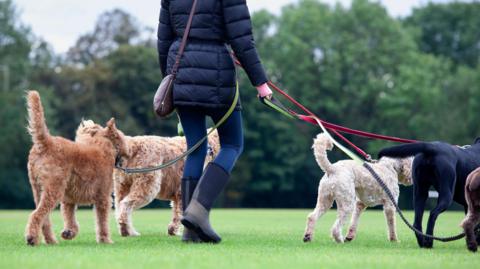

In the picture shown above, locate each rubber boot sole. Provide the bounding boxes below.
[181,218,221,244]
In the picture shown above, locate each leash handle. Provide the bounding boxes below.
[260,96,295,119]
[116,82,239,174]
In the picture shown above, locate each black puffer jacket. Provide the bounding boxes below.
[157,0,268,110]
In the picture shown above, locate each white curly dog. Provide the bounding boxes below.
[303,133,413,243]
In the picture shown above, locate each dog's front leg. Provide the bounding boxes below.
[168,194,182,236]
[476,224,480,245]
[383,206,397,242]
[462,213,480,252]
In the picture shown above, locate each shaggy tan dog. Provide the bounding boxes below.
[76,123,220,237]
[303,133,413,243]
[25,91,129,246]
[461,167,480,252]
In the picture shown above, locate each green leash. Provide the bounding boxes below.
[260,96,362,163]
[116,82,239,174]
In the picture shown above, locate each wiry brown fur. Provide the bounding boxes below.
[303,133,413,243]
[25,91,129,246]
[76,122,220,237]
[461,167,480,252]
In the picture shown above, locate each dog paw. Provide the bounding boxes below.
[467,243,478,252]
[345,236,354,242]
[45,237,58,245]
[98,237,113,244]
[130,230,141,237]
[303,234,312,243]
[26,235,39,246]
[423,238,433,248]
[167,225,179,236]
[119,223,130,237]
[61,230,76,240]
[331,231,344,243]
[389,237,399,242]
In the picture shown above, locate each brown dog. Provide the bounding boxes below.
[25,91,129,246]
[461,167,480,252]
[76,122,220,237]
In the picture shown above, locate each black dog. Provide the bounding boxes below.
[378,138,480,248]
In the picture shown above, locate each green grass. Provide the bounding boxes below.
[0,209,478,269]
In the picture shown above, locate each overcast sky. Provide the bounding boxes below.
[13,0,473,53]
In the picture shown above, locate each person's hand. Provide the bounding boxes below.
[256,83,273,100]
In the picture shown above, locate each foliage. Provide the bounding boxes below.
[404,2,480,68]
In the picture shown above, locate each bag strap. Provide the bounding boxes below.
[172,0,198,76]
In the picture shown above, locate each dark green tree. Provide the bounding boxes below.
[404,2,480,68]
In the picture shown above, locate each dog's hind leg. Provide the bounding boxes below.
[412,166,429,248]
[94,199,113,244]
[42,214,57,244]
[25,185,62,246]
[303,181,334,243]
[331,197,355,243]
[423,163,456,248]
[28,171,57,244]
[61,203,79,240]
[168,193,182,236]
[346,201,366,242]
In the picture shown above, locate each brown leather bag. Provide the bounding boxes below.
[154,0,198,118]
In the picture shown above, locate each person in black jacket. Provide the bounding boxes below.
[157,0,272,243]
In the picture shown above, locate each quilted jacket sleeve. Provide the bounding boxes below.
[222,0,268,86]
[157,0,175,77]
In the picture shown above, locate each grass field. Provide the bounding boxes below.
[0,209,478,269]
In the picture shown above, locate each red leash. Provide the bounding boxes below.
[233,57,418,159]
[266,81,417,144]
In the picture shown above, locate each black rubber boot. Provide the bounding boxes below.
[181,178,201,243]
[181,162,230,243]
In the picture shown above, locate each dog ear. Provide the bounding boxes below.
[89,129,98,137]
[106,118,116,130]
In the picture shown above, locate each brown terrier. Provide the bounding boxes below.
[461,167,480,252]
[25,91,129,246]
[76,121,220,237]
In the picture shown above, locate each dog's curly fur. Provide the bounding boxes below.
[25,91,129,246]
[303,133,413,243]
[461,167,480,252]
[76,123,220,237]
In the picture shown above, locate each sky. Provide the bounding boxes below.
[13,0,473,54]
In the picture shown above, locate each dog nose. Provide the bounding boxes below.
[115,155,123,167]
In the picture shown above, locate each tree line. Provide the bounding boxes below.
[1,0,479,209]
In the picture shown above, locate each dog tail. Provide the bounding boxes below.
[378,142,435,159]
[312,133,335,174]
[27,91,51,148]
